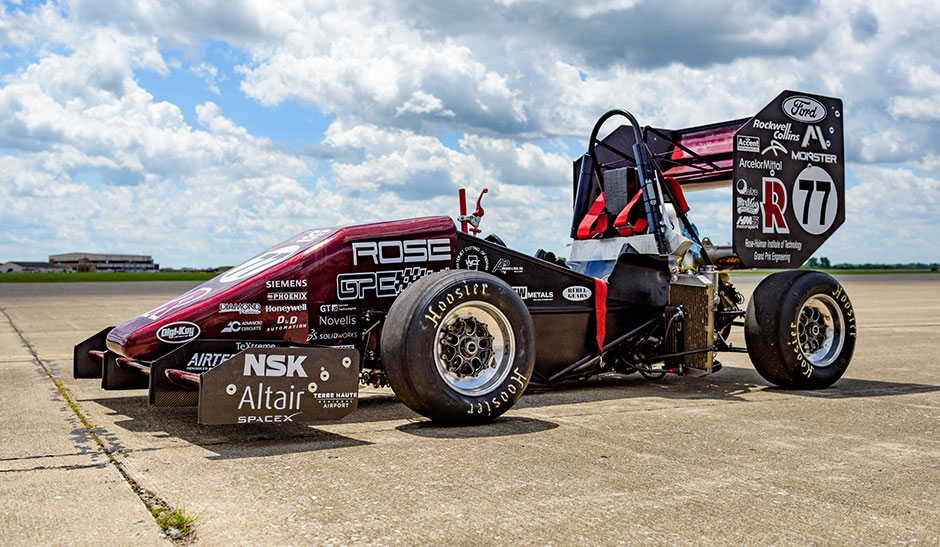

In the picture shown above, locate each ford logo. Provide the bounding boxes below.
[782,96,827,123]
[157,321,201,344]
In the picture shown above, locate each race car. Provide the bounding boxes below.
[74,90,856,425]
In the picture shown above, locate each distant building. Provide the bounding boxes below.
[0,261,72,273]
[48,253,159,273]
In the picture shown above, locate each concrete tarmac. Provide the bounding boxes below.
[1,274,938,545]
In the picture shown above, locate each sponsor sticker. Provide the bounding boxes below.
[492,258,523,275]
[782,96,827,123]
[265,316,307,332]
[265,303,307,313]
[307,330,358,342]
[157,321,201,344]
[736,196,760,215]
[221,320,263,334]
[198,347,359,425]
[736,135,760,153]
[266,279,307,289]
[512,286,554,302]
[268,292,307,301]
[751,119,801,142]
[352,239,451,265]
[456,246,489,272]
[736,215,759,230]
[761,139,788,157]
[736,179,758,197]
[337,268,432,300]
[562,286,592,302]
[219,302,261,315]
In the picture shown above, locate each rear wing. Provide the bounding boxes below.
[572,90,845,269]
[581,117,747,192]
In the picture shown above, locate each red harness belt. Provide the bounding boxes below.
[576,192,608,239]
[593,277,608,353]
[613,189,647,236]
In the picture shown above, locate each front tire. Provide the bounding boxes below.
[381,270,536,424]
[745,270,857,389]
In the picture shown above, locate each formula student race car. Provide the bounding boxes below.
[74,90,856,425]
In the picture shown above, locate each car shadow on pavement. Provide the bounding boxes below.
[85,368,939,458]
[396,416,558,438]
[87,395,371,460]
[515,365,940,408]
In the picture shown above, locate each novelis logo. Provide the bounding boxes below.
[156,321,200,344]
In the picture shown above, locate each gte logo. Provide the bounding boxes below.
[243,354,308,377]
[352,239,451,265]
[761,177,789,234]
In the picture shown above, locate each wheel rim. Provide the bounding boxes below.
[433,301,514,396]
[797,294,844,368]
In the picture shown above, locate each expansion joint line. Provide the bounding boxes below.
[0,307,192,542]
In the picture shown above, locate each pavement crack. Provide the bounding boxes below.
[0,306,196,543]
[0,461,110,473]
[0,450,99,462]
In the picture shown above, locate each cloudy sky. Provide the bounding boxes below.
[1,0,937,268]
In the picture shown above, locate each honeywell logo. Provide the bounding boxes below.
[243,354,308,377]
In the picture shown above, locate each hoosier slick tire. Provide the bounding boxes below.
[381,270,536,425]
[745,270,857,389]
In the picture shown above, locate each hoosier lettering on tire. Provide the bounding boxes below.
[745,270,856,389]
[381,270,536,424]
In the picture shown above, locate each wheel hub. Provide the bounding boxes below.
[439,316,495,378]
[432,301,514,397]
[796,294,845,368]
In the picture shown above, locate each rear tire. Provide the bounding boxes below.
[745,270,857,388]
[381,270,536,424]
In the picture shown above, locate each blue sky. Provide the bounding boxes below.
[0,0,938,268]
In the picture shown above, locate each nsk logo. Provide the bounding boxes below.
[352,239,450,265]
[243,354,308,377]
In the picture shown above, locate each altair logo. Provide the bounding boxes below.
[157,321,200,344]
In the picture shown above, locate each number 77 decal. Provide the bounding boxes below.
[792,166,838,235]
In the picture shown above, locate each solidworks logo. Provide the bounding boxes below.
[761,177,789,234]
[243,354,308,377]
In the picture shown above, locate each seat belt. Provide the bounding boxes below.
[593,277,608,353]
[576,193,608,239]
[613,189,647,236]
